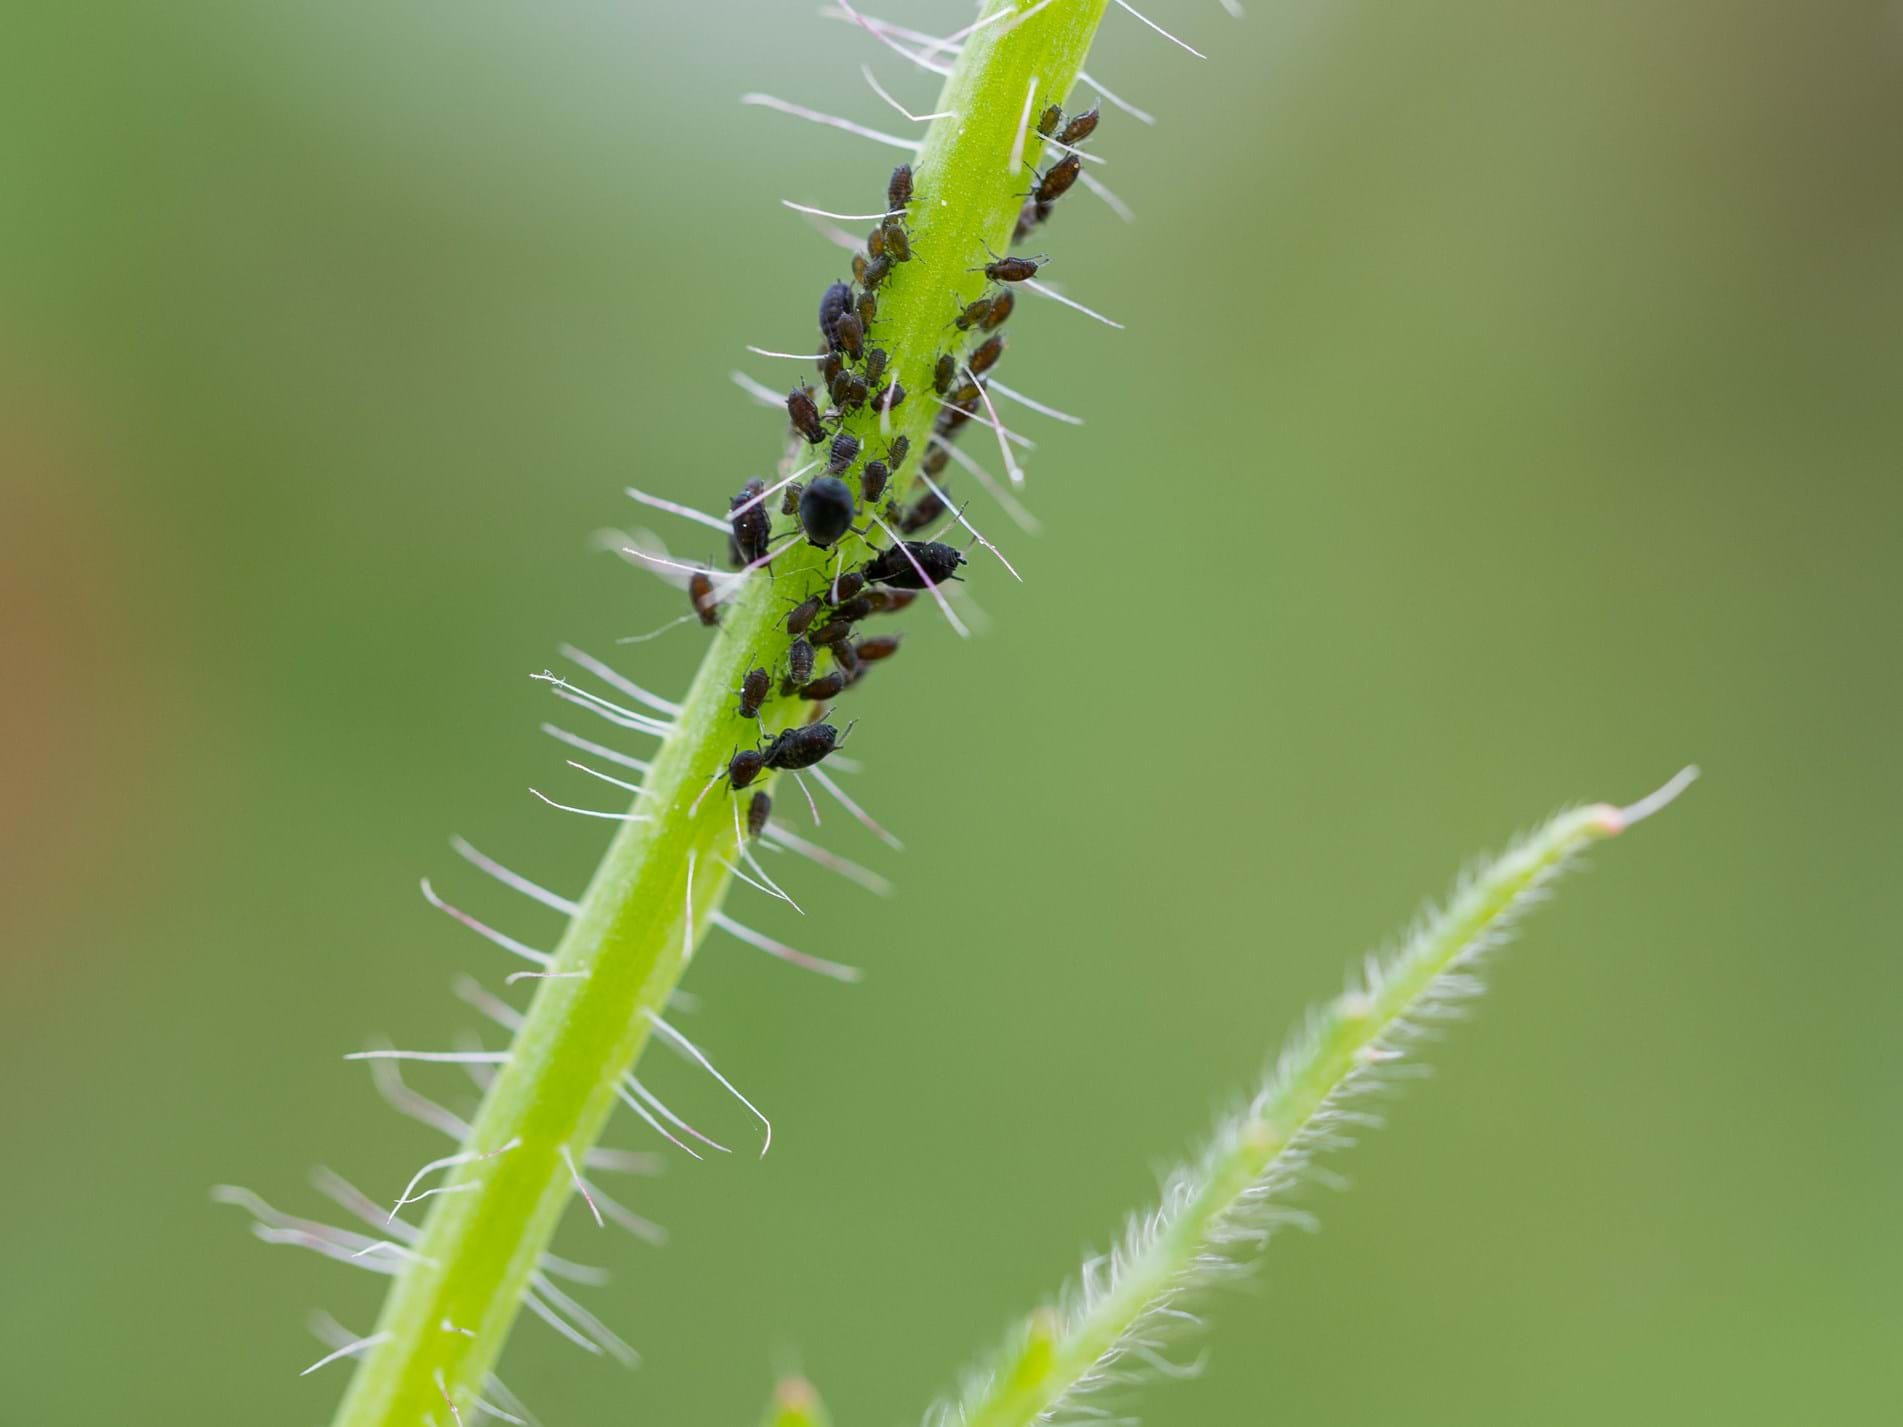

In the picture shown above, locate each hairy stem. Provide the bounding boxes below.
[329,5,1109,1423]
[936,774,1695,1427]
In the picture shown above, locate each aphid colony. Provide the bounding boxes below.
[700,114,1098,803]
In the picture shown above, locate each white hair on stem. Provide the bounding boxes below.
[1008,75,1040,175]
[388,1140,521,1225]
[1111,0,1208,59]
[559,1145,604,1229]
[869,514,971,638]
[778,201,906,223]
[1079,69,1158,125]
[987,379,1086,427]
[930,437,1044,535]
[828,1,958,75]
[1022,278,1127,329]
[557,645,685,719]
[740,93,922,152]
[709,909,864,983]
[807,763,904,850]
[528,789,653,823]
[343,1049,512,1065]
[627,1075,733,1156]
[540,723,651,776]
[1078,169,1136,222]
[622,485,729,535]
[915,472,1022,581]
[364,1050,472,1140]
[962,367,1028,487]
[730,370,788,408]
[300,1330,391,1378]
[532,673,676,736]
[731,794,803,914]
[643,1009,773,1157]
[860,63,955,122]
[420,880,551,968]
[612,1079,706,1160]
[450,837,579,917]
[563,760,644,796]
[528,1272,640,1368]
[762,820,895,897]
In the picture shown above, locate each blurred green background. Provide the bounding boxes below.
[2,1,1898,1422]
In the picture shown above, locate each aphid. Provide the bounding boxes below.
[862,253,892,289]
[860,459,889,502]
[829,570,866,603]
[881,222,912,263]
[800,670,847,701]
[799,475,858,549]
[829,595,873,624]
[887,162,913,212]
[831,640,861,680]
[851,251,868,284]
[866,225,886,261]
[729,478,771,565]
[746,790,772,838]
[954,295,996,331]
[871,382,906,412]
[981,288,1015,330]
[1012,201,1041,245]
[830,368,868,413]
[727,747,767,790]
[856,290,878,331]
[818,281,853,342]
[1034,153,1082,205]
[863,587,917,614]
[786,596,824,636]
[1056,106,1100,147]
[921,443,950,476]
[831,311,865,361]
[933,352,955,395]
[781,481,804,516]
[786,386,826,444]
[810,618,855,649]
[968,333,1006,377]
[886,434,910,470]
[737,666,770,719]
[689,571,720,625]
[1036,103,1062,138]
[898,484,945,534]
[827,431,861,476]
[764,721,848,771]
[982,254,1041,283]
[784,636,816,688]
[820,348,843,385]
[855,634,902,663]
[865,539,967,589]
[864,348,888,386]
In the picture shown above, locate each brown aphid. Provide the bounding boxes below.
[864,348,888,386]
[855,634,902,663]
[954,295,995,331]
[827,431,861,475]
[981,288,1015,331]
[862,253,892,289]
[860,459,889,503]
[898,483,946,534]
[968,333,1006,377]
[933,352,956,395]
[887,434,911,470]
[784,637,816,689]
[1012,200,1041,244]
[882,221,912,263]
[781,481,804,516]
[737,666,771,719]
[689,571,720,626]
[829,595,873,624]
[820,347,843,385]
[982,254,1041,283]
[1036,103,1062,138]
[830,367,869,413]
[829,570,866,603]
[810,618,854,649]
[786,385,826,444]
[729,478,771,565]
[746,790,772,838]
[887,162,914,213]
[831,311,865,361]
[856,290,878,331]
[851,251,868,283]
[1056,106,1099,146]
[799,671,847,701]
[786,595,823,636]
[1034,153,1082,205]
[831,641,860,680]
[921,443,950,476]
[871,382,906,413]
[866,225,886,261]
[863,587,918,615]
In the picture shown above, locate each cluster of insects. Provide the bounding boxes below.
[688,114,1102,808]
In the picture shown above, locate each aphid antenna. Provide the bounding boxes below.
[739,93,922,153]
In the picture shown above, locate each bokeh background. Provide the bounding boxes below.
[3,1,1899,1422]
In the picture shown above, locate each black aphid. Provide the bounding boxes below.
[818,281,853,342]
[787,386,826,444]
[851,252,868,283]
[784,636,816,689]
[799,670,847,701]
[871,381,906,412]
[1012,200,1041,244]
[867,225,886,261]
[737,666,770,720]
[764,722,848,771]
[887,434,910,470]
[799,475,857,549]
[887,162,914,212]
[860,459,889,503]
[865,539,966,589]
[827,431,861,476]
[689,571,720,626]
[832,640,861,680]
[729,478,771,565]
[746,791,771,838]
[786,596,823,636]
[829,595,873,624]
[727,747,767,790]
[864,348,888,386]
[933,352,956,395]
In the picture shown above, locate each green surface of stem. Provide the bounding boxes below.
[944,798,1649,1427]
[329,5,1109,1423]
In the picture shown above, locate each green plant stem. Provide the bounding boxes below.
[940,782,1690,1427]
[330,5,1109,1423]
